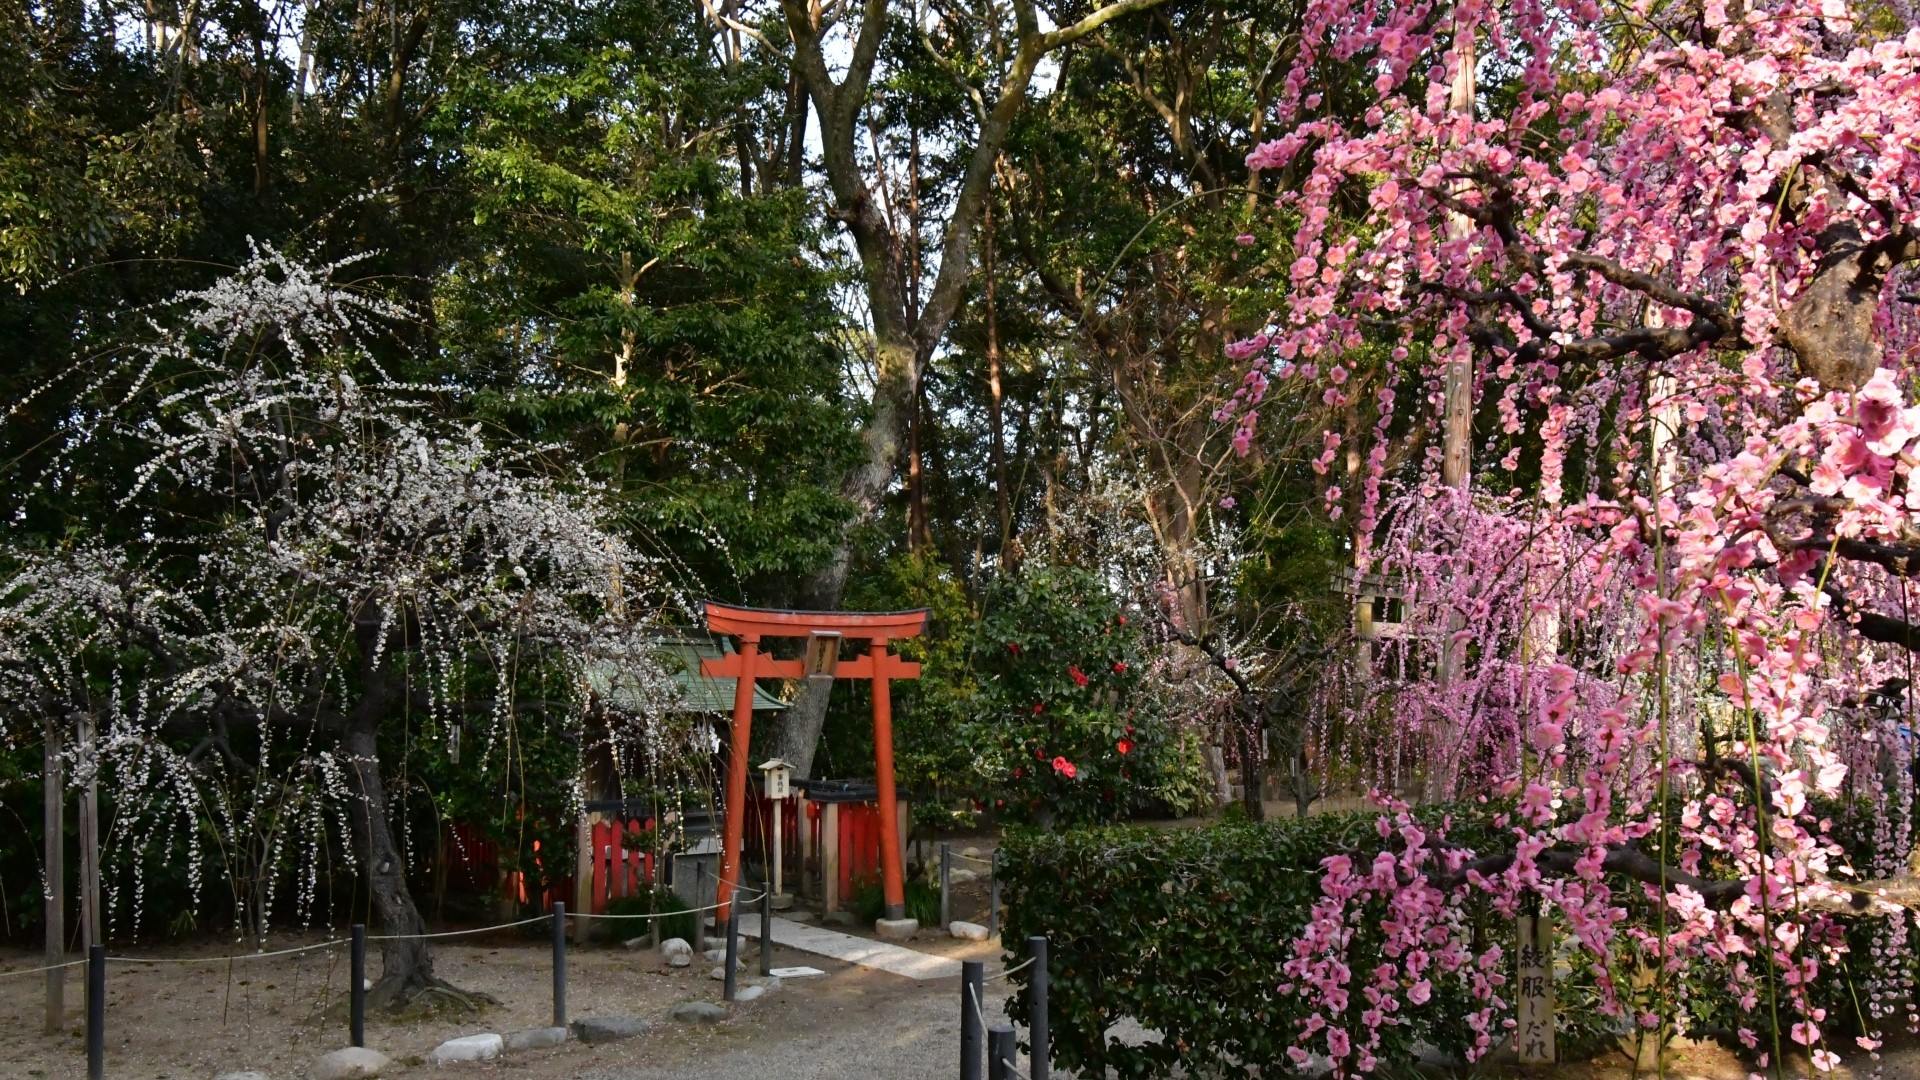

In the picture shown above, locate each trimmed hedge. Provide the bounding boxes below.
[998,811,1510,1077]
[999,808,1912,1077]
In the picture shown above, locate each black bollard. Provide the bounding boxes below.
[960,959,985,1080]
[940,842,952,929]
[552,900,567,1029]
[350,923,367,1048]
[759,887,773,977]
[1027,935,1049,1080]
[722,898,741,1001]
[987,851,1000,939]
[988,1023,1017,1080]
[86,944,104,1080]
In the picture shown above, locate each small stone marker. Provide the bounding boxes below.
[1514,915,1555,1064]
[950,868,978,885]
[570,1015,652,1044]
[948,920,990,941]
[505,1027,568,1051]
[429,1033,503,1064]
[704,947,728,963]
[669,1001,728,1024]
[661,937,693,966]
[961,846,983,859]
[215,1072,272,1080]
[311,1047,390,1080]
[708,965,727,980]
[736,985,768,1001]
[770,965,826,978]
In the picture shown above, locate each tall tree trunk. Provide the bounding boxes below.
[985,201,1012,555]
[344,713,436,1008]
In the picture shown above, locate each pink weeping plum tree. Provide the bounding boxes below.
[1227,0,1920,1073]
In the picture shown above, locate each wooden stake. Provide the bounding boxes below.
[43,720,65,1033]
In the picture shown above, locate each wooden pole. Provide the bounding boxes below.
[822,802,841,915]
[78,716,101,950]
[43,720,65,1033]
[870,640,908,922]
[716,636,760,928]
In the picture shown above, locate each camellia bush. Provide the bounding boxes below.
[957,565,1213,826]
[1211,0,1920,1074]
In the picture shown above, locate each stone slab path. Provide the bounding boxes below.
[735,914,964,980]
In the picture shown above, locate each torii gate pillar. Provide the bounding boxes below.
[700,603,928,927]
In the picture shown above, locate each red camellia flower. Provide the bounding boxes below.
[1062,761,1077,779]
[1117,615,1127,625]
[1007,642,1021,654]
[1117,738,1134,755]
[1113,661,1127,673]
[1013,767,1024,778]
[1051,755,1070,773]
[1068,665,1089,687]
[1032,702,1045,715]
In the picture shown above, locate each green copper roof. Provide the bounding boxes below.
[589,633,787,714]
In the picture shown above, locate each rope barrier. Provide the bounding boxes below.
[566,885,767,920]
[10,880,772,974]
[0,958,86,980]
[983,956,1035,982]
[367,914,551,941]
[108,938,350,964]
[951,851,997,868]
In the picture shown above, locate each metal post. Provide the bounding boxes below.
[552,900,567,1029]
[987,851,1000,939]
[85,944,104,1080]
[1028,935,1049,1080]
[960,960,985,1080]
[350,924,367,1048]
[723,897,741,1002]
[940,842,952,930]
[772,797,785,900]
[988,1024,1017,1080]
[759,887,773,977]
[693,862,707,952]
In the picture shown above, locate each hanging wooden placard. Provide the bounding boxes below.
[1515,914,1556,1064]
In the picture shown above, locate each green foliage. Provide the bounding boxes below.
[998,812,1506,1077]
[850,874,940,928]
[597,888,696,945]
[955,565,1211,826]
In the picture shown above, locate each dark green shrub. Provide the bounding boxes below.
[596,888,695,945]
[850,874,941,927]
[997,810,1514,1078]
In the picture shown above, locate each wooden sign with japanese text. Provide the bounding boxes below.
[1515,915,1555,1064]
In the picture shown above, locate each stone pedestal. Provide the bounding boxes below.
[875,917,919,941]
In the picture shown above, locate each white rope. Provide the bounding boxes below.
[0,958,87,980]
[367,914,551,941]
[951,851,997,868]
[109,938,350,964]
[29,883,772,972]
[566,885,767,920]
[983,955,1036,982]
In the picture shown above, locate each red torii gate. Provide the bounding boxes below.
[699,602,928,927]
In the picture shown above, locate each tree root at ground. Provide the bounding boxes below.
[366,974,502,1017]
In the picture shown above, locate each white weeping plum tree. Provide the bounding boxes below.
[0,245,681,1008]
